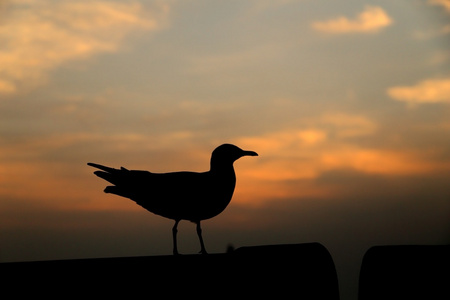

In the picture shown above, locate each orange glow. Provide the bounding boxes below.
[2,127,449,214]
[0,0,448,270]
[0,159,135,212]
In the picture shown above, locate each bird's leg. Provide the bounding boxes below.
[196,221,208,255]
[172,220,180,255]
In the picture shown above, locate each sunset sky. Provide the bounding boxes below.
[1,0,449,298]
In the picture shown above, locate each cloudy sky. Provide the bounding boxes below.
[1,0,449,298]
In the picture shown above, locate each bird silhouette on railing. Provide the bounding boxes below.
[88,143,258,255]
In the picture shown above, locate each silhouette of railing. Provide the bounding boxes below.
[358,245,450,300]
[2,243,448,299]
[1,243,339,299]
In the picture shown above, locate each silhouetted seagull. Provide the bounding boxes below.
[88,144,258,255]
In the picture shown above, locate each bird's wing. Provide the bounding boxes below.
[88,163,159,198]
[88,163,213,218]
[129,171,210,215]
[115,171,217,220]
[134,171,234,221]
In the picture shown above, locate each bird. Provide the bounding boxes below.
[87,143,258,255]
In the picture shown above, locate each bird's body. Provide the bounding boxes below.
[88,166,236,222]
[88,144,257,255]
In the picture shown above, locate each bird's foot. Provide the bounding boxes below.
[199,249,208,255]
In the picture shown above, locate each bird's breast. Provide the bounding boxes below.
[188,170,236,220]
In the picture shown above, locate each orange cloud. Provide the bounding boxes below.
[387,78,450,104]
[319,147,450,175]
[240,142,449,182]
[0,0,169,95]
[0,79,17,94]
[238,129,327,154]
[232,118,450,204]
[312,6,392,34]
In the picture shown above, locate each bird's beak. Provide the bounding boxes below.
[242,150,258,157]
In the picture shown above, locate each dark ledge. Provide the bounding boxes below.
[1,243,340,299]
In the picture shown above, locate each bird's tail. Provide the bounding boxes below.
[87,162,128,173]
[87,162,129,185]
[88,163,135,199]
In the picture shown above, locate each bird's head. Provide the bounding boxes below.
[210,144,258,170]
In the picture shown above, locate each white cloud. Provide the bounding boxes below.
[0,0,169,95]
[413,1,450,40]
[387,78,450,104]
[427,0,450,38]
[312,6,392,34]
[319,113,377,138]
[429,0,450,13]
